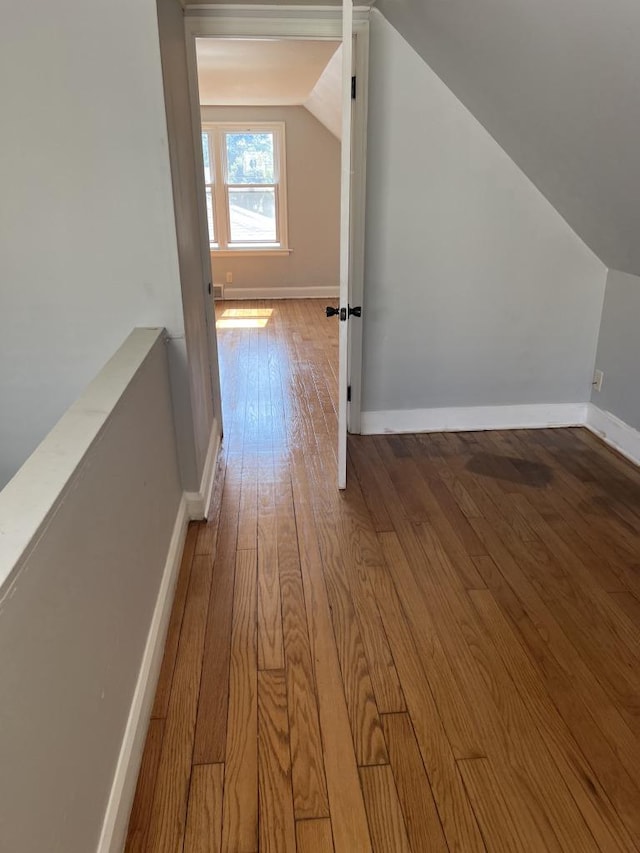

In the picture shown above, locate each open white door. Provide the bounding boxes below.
[337,0,354,489]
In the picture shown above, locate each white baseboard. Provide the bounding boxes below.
[97,493,190,853]
[586,403,640,467]
[223,285,338,300]
[98,424,224,851]
[360,403,588,436]
[184,419,221,520]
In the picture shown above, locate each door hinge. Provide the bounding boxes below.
[347,385,352,402]
[351,76,357,100]
[208,282,212,296]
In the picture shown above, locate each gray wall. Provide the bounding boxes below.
[0,0,198,490]
[362,11,607,415]
[0,334,182,853]
[377,0,640,276]
[200,105,340,295]
[592,269,640,431]
[157,0,221,478]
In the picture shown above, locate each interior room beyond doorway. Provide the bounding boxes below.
[196,37,342,303]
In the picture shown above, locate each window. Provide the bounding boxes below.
[201,123,289,253]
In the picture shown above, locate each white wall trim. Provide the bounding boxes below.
[184,6,372,32]
[184,419,221,520]
[223,286,339,300]
[586,404,640,467]
[360,403,588,435]
[97,493,190,853]
[360,402,640,470]
[97,422,222,852]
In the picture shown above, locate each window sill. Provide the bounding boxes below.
[211,248,293,258]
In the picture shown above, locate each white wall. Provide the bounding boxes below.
[0,331,183,853]
[362,11,607,417]
[201,105,340,295]
[592,269,640,431]
[0,0,198,490]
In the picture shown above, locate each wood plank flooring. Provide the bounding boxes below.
[126,299,640,852]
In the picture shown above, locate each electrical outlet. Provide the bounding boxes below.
[593,369,604,392]
[226,272,233,284]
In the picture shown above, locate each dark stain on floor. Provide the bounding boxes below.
[466,453,553,487]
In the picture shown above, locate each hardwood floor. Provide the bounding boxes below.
[126,299,640,852]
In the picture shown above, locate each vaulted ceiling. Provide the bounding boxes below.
[187,0,640,274]
[377,0,640,275]
[196,38,339,106]
[195,37,342,139]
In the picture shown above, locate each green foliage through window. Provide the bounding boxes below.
[225,133,275,184]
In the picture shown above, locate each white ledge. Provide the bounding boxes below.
[0,327,165,595]
[211,248,293,257]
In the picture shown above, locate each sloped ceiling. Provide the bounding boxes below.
[196,38,340,106]
[376,0,640,275]
[304,44,342,140]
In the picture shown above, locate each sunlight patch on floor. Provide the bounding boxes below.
[217,317,269,329]
[216,307,273,329]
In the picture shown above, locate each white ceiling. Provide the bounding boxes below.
[377,0,640,275]
[196,38,340,106]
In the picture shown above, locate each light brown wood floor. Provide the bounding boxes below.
[126,299,640,852]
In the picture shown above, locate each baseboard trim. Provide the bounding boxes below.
[97,493,190,853]
[184,420,221,520]
[223,286,338,300]
[585,404,640,467]
[360,403,588,435]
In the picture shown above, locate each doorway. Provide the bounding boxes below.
[184,7,369,487]
[194,36,342,474]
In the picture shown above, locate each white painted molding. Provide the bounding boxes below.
[360,403,588,435]
[223,286,339,300]
[184,419,221,520]
[360,401,640,470]
[586,404,640,467]
[185,4,373,11]
[97,494,190,853]
[185,7,372,31]
[184,493,203,519]
[98,424,223,850]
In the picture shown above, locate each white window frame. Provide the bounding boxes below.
[201,121,290,256]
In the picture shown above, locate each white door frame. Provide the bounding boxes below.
[183,4,370,436]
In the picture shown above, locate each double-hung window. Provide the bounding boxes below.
[201,122,289,253]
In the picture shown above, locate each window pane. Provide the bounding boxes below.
[205,187,215,243]
[228,187,276,243]
[225,132,274,184]
[201,132,212,184]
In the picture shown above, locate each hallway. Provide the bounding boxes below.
[126,299,640,852]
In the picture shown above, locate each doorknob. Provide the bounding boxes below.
[326,306,347,320]
[348,305,362,318]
